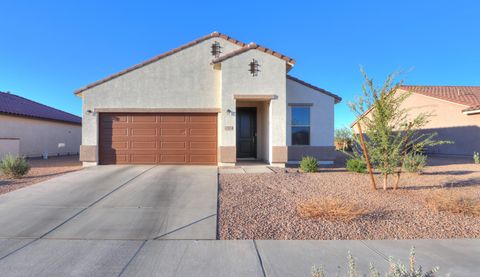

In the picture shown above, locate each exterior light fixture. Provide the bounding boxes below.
[249,59,260,76]
[211,41,222,58]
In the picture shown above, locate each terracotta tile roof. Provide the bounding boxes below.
[463,105,480,112]
[287,75,342,103]
[0,91,81,125]
[74,32,295,95]
[400,85,480,111]
[212,42,295,65]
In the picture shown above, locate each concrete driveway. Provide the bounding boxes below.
[0,165,218,240]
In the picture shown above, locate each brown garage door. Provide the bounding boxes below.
[99,113,217,165]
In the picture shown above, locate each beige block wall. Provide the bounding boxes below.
[0,114,81,157]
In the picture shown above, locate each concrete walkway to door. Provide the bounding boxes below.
[0,165,218,240]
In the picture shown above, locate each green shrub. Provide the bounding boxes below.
[346,158,367,173]
[300,156,318,173]
[403,153,427,173]
[312,247,442,277]
[474,151,479,164]
[0,154,31,179]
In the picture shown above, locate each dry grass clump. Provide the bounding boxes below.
[426,190,480,216]
[297,197,370,220]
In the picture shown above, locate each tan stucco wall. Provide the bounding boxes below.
[354,90,480,156]
[0,138,20,160]
[400,91,480,156]
[0,114,81,157]
[286,78,335,146]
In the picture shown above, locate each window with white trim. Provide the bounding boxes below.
[291,106,310,145]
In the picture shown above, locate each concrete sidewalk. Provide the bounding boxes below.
[0,239,477,276]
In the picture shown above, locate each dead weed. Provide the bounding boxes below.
[297,197,370,220]
[425,190,480,216]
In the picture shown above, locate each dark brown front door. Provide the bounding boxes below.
[99,113,217,165]
[236,107,257,158]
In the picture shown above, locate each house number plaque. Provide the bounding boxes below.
[224,126,234,131]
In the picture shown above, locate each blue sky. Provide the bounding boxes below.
[1,1,479,128]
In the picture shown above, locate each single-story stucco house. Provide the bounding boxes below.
[0,91,82,159]
[351,85,480,156]
[76,32,341,166]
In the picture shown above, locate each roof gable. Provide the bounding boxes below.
[0,91,81,124]
[287,75,341,103]
[74,32,295,95]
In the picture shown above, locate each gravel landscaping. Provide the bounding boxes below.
[219,155,480,240]
[0,155,82,195]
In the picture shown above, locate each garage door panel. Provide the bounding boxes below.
[161,115,187,122]
[102,154,129,164]
[190,141,216,150]
[160,154,186,163]
[189,115,217,123]
[161,141,186,149]
[101,115,128,123]
[108,141,129,150]
[190,155,216,163]
[130,128,157,136]
[131,115,158,123]
[130,154,157,164]
[190,128,216,137]
[102,128,129,136]
[99,113,217,165]
[161,128,187,136]
[131,141,158,150]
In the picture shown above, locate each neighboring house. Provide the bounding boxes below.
[75,32,341,166]
[351,85,480,156]
[0,91,82,159]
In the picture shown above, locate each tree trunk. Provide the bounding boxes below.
[394,172,401,190]
[383,174,388,190]
[356,123,376,190]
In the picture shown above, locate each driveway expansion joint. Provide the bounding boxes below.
[117,240,148,277]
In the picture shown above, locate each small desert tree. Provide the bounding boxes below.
[335,127,353,151]
[349,68,451,190]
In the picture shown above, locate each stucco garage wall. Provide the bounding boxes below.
[399,90,480,156]
[0,138,19,160]
[219,50,287,163]
[81,37,242,147]
[0,114,81,157]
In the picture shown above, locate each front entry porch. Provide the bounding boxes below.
[235,100,270,163]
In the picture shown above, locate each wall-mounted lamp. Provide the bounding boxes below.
[211,41,222,58]
[226,109,235,116]
[249,59,260,76]
[87,109,93,114]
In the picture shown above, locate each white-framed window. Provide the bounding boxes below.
[291,106,310,145]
